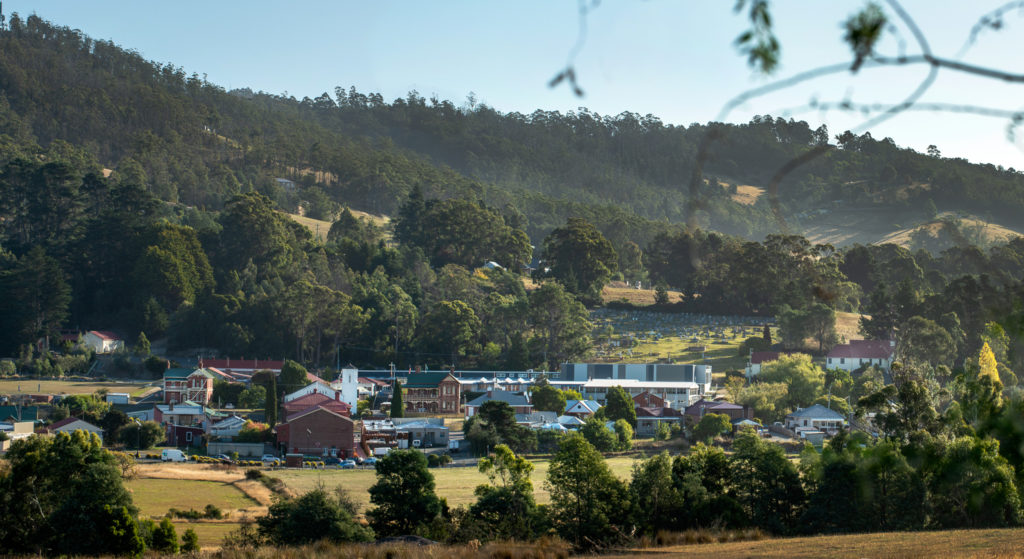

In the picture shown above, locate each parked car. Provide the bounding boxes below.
[261,454,277,464]
[339,459,357,469]
[361,457,377,467]
[161,449,187,462]
[212,454,233,464]
[323,456,341,465]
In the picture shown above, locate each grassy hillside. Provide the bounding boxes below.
[801,208,1024,248]
[283,210,390,242]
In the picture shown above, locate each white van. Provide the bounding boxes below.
[161,449,187,462]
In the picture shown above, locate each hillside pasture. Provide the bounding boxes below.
[126,478,260,519]
[284,210,391,242]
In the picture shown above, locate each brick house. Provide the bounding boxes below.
[163,368,215,405]
[403,372,461,414]
[276,406,355,458]
[633,391,667,409]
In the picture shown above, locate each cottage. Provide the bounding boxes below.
[634,406,685,436]
[785,404,848,434]
[515,411,559,428]
[684,399,753,423]
[744,351,800,379]
[826,339,895,372]
[465,390,532,418]
[403,372,461,414]
[563,399,602,418]
[82,330,124,354]
[48,417,104,442]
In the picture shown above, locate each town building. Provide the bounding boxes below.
[162,368,215,405]
[82,330,124,354]
[402,372,461,414]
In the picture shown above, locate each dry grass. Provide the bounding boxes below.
[214,537,570,559]
[283,210,390,242]
[0,378,153,396]
[263,456,639,510]
[878,212,1024,248]
[602,282,684,306]
[835,311,863,342]
[606,528,1024,558]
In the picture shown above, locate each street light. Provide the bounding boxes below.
[131,417,142,457]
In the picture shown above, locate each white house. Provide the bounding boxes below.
[208,415,248,439]
[82,331,124,354]
[785,404,847,434]
[826,339,895,372]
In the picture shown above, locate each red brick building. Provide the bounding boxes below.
[633,391,667,409]
[282,391,352,418]
[402,372,461,414]
[276,407,355,458]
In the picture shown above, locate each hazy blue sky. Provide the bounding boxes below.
[6,1,1024,168]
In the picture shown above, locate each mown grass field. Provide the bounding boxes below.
[0,379,154,397]
[607,528,1024,558]
[169,521,242,551]
[126,478,259,518]
[273,455,640,510]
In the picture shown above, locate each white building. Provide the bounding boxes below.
[826,340,895,372]
[560,362,711,393]
[332,366,359,411]
[284,381,338,403]
[82,331,124,354]
[575,378,703,409]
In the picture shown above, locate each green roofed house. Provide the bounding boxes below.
[162,368,216,405]
[402,372,461,414]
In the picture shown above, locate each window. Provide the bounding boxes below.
[185,431,193,442]
[840,358,845,364]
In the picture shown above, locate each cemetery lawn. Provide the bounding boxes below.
[590,308,775,373]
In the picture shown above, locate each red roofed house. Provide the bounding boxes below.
[826,339,895,373]
[82,331,124,354]
[276,406,355,458]
[282,391,352,419]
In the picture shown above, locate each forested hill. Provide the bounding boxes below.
[3,13,1024,245]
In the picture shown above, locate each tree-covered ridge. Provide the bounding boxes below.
[3,13,1024,250]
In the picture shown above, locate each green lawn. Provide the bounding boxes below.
[170,521,241,550]
[273,456,641,510]
[126,478,259,518]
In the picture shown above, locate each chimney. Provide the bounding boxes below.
[335,392,340,401]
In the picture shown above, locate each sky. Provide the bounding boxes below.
[5,0,1024,169]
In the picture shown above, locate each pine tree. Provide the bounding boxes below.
[763,323,773,346]
[181,528,199,553]
[265,374,278,427]
[390,380,404,418]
